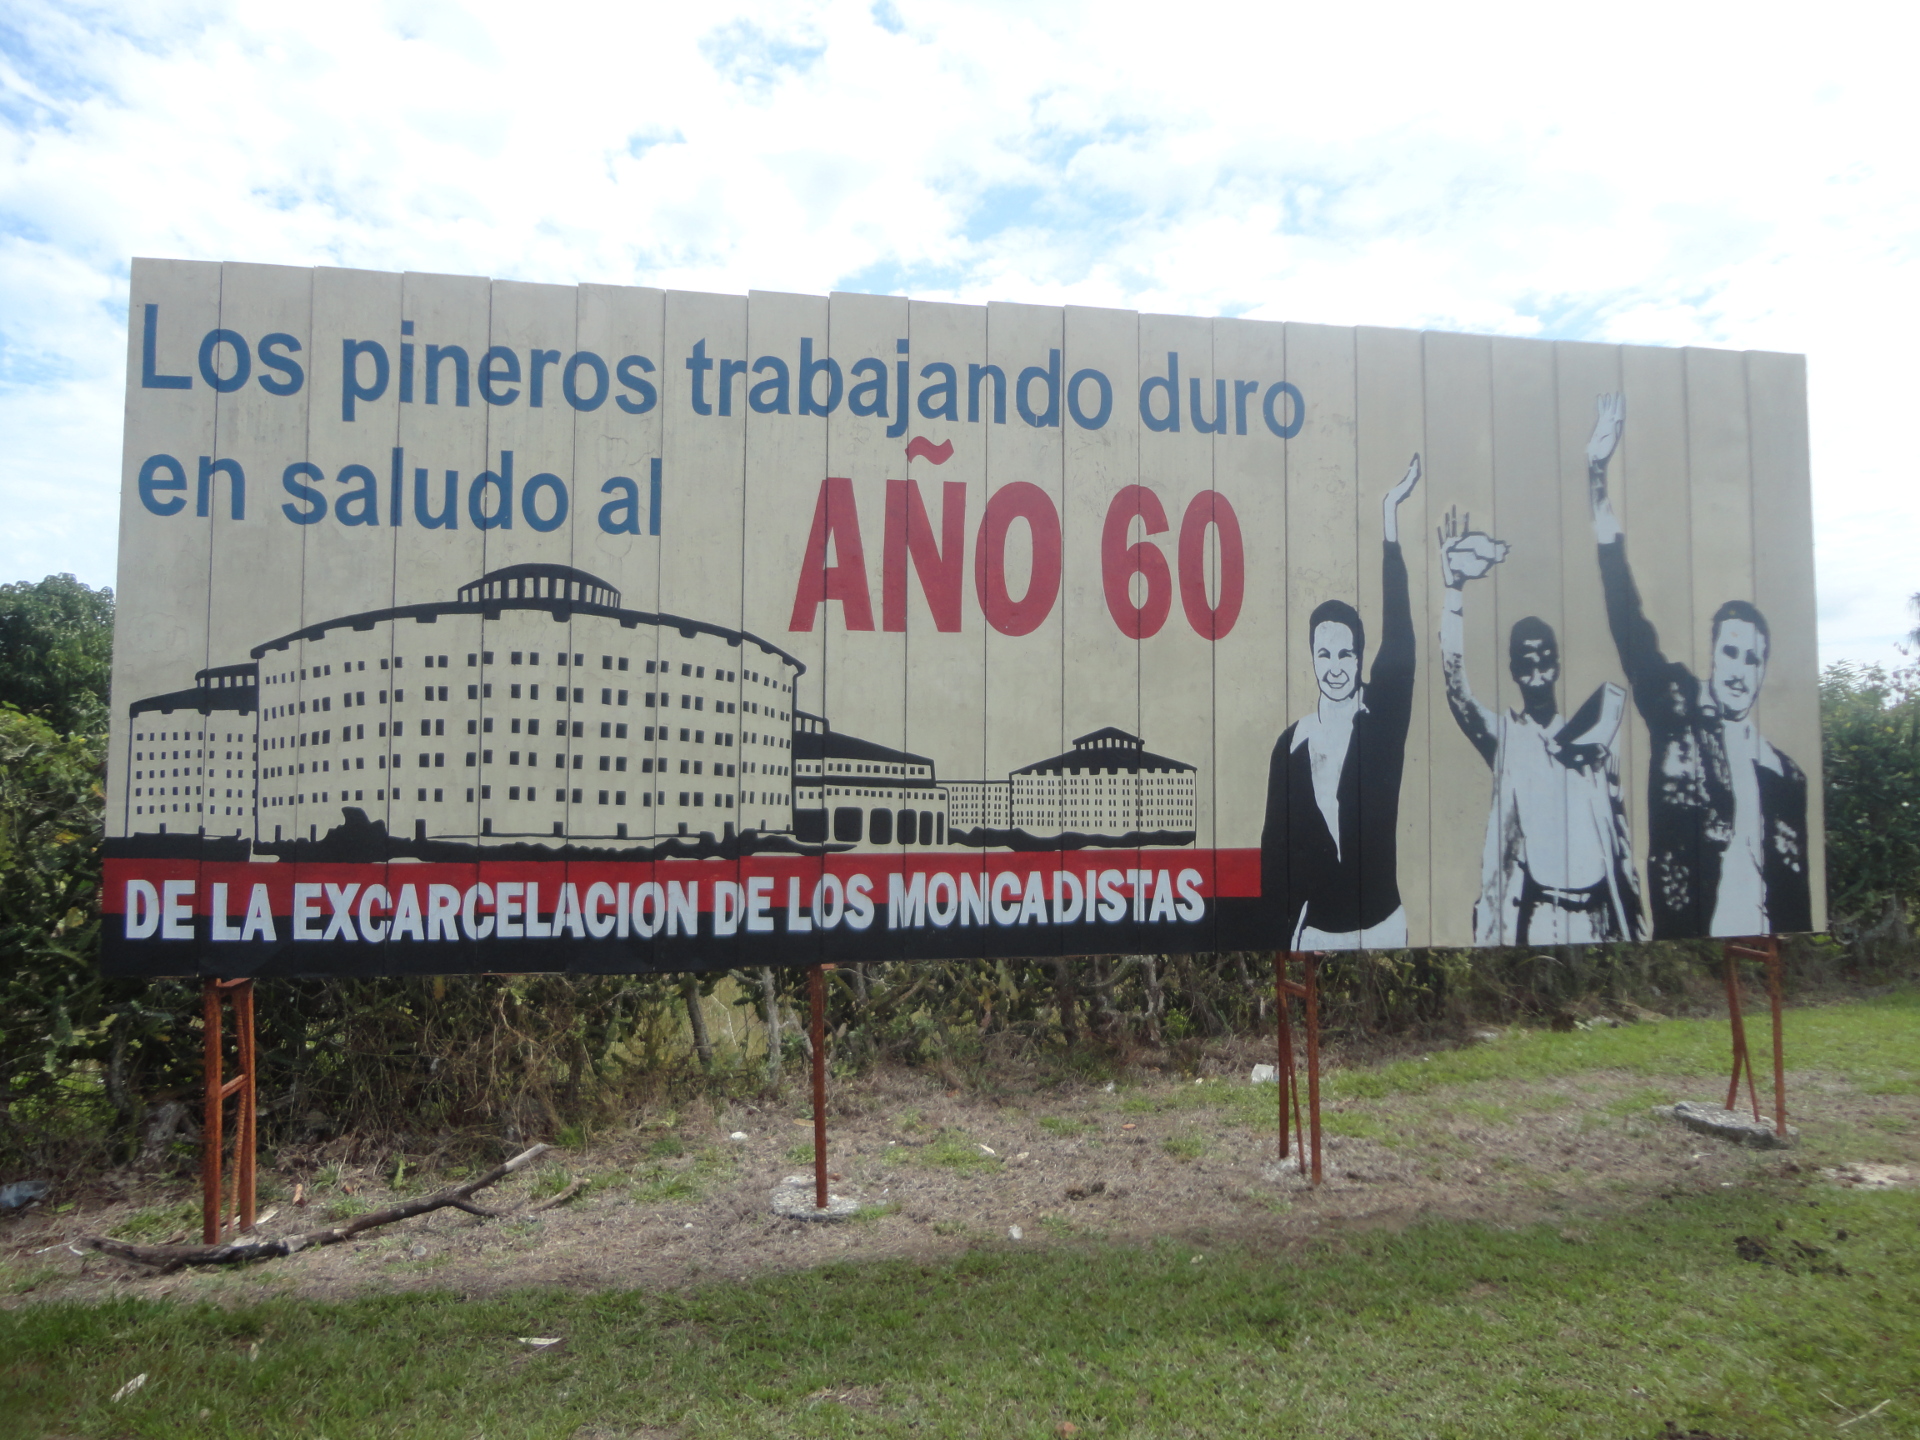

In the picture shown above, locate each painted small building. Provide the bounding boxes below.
[1009,727,1196,836]
[946,780,1012,832]
[126,663,259,834]
[793,711,950,848]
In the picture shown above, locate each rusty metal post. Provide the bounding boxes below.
[233,980,257,1234]
[201,979,259,1245]
[1721,949,1744,1111]
[201,980,223,1244]
[1304,952,1323,1187]
[810,963,828,1209]
[1764,939,1787,1139]
[1722,945,1762,1120]
[1274,952,1304,1163]
[1275,951,1291,1159]
[1727,938,1789,1137]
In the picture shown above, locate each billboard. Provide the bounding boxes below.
[101,260,1823,977]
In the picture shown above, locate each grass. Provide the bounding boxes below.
[1131,989,1920,1142]
[887,1129,1002,1174]
[105,1202,199,1243]
[2,1182,1913,1439]
[1319,1110,1399,1145]
[1332,990,1920,1100]
[630,1172,699,1204]
[5,988,1913,1439]
[5,1265,62,1297]
[1037,1115,1096,1137]
[526,1165,576,1201]
[606,1143,733,1206]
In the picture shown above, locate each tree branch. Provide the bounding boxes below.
[81,1143,551,1274]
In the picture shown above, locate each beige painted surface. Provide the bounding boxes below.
[901,297,991,936]
[1553,339,1633,898]
[111,263,1826,945]
[1489,336,1565,944]
[1355,325,1429,946]
[1422,330,1495,947]
[115,259,220,846]
[1746,350,1825,931]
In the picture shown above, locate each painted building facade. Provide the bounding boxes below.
[129,563,804,846]
[1008,728,1196,836]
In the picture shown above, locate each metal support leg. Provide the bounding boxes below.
[1274,952,1322,1187]
[1274,952,1291,1159]
[1765,940,1787,1139]
[810,964,828,1210]
[1723,946,1763,1121]
[202,981,222,1245]
[201,978,257,1245]
[1274,951,1306,1164]
[1728,937,1789,1139]
[233,980,256,1236]
[1304,952,1323,1187]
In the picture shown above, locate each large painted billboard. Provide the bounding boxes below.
[102,260,1824,977]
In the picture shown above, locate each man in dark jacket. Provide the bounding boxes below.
[1585,394,1811,938]
[1260,456,1421,949]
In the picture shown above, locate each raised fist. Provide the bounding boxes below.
[1437,505,1509,588]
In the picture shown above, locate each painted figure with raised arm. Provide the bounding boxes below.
[1437,509,1644,945]
[1260,457,1420,951]
[1587,394,1812,938]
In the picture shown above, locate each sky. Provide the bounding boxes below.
[1,0,1914,669]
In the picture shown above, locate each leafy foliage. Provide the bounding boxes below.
[0,705,201,1165]
[0,571,211,1167]
[0,707,109,1142]
[1820,658,1920,917]
[0,575,114,736]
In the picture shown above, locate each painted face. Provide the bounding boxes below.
[1312,621,1360,703]
[1511,635,1559,695]
[1709,617,1767,719]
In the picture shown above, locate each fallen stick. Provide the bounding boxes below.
[1838,1399,1893,1430]
[526,1178,586,1213]
[81,1144,551,1274]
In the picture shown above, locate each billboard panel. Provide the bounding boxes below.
[104,261,1823,976]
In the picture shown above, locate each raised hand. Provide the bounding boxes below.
[1436,505,1510,588]
[1586,393,1625,543]
[1587,392,1625,469]
[1382,453,1421,543]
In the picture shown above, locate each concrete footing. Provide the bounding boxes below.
[769,1175,864,1221]
[1654,1100,1797,1149]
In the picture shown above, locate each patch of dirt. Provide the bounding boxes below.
[4,1028,1916,1307]
[1817,1161,1915,1189]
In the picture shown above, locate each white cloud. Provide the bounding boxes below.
[0,0,1914,663]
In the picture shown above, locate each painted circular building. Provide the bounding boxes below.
[124,563,804,848]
